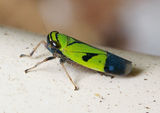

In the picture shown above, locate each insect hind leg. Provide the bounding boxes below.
[97,71,115,79]
[60,58,79,90]
[20,40,47,58]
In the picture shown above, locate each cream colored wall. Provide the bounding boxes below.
[119,1,160,56]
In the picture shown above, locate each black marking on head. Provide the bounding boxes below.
[82,53,98,62]
[47,34,50,43]
[67,41,83,46]
[55,32,59,43]
[49,31,60,48]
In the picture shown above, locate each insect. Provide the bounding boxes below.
[20,31,132,90]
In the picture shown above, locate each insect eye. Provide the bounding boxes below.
[51,41,60,48]
[52,42,57,47]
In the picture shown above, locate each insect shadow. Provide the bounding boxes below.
[124,67,143,78]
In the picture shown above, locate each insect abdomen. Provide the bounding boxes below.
[104,52,132,75]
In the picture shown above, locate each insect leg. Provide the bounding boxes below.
[25,56,55,73]
[97,71,115,79]
[97,71,105,76]
[60,58,79,90]
[20,40,47,58]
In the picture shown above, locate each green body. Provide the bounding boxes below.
[47,31,132,75]
[51,32,106,72]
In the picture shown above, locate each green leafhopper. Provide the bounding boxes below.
[20,31,132,90]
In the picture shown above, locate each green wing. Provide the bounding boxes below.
[62,37,107,72]
[52,33,132,75]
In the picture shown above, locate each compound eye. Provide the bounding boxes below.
[52,41,60,48]
[52,41,57,47]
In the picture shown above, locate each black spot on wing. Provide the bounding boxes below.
[98,60,102,63]
[82,53,98,62]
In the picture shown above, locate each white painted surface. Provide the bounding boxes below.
[0,26,160,113]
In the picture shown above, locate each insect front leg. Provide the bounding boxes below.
[60,58,79,90]
[25,56,56,73]
[20,40,47,58]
